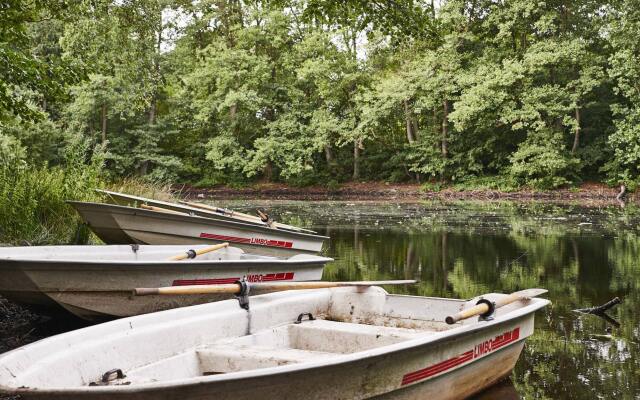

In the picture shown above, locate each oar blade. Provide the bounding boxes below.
[511,288,548,299]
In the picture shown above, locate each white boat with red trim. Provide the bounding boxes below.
[0,286,549,399]
[0,244,329,321]
[68,201,328,257]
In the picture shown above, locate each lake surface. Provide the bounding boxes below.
[217,200,640,399]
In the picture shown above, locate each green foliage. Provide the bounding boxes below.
[0,1,80,123]
[2,0,639,190]
[1,118,68,165]
[0,139,104,244]
[510,130,580,189]
[421,181,444,192]
[451,176,519,192]
[0,134,26,166]
[606,0,640,186]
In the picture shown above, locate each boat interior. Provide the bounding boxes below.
[0,245,290,262]
[0,287,528,391]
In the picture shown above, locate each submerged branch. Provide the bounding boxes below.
[574,297,621,315]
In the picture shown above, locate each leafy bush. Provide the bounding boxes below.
[0,139,104,244]
[0,134,26,166]
[605,106,640,186]
[451,175,519,192]
[509,130,579,190]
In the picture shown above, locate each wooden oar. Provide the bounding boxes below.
[99,189,229,218]
[134,280,417,296]
[140,204,187,215]
[180,201,316,234]
[98,189,316,234]
[445,288,548,325]
[181,201,265,224]
[168,243,230,261]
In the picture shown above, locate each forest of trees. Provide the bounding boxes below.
[2,0,640,190]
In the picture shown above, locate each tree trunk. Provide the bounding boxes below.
[353,139,361,180]
[351,30,357,61]
[263,161,273,182]
[411,119,419,141]
[230,103,239,135]
[101,104,107,145]
[138,161,149,176]
[149,14,161,127]
[229,103,237,119]
[441,100,448,157]
[404,99,416,144]
[325,145,336,167]
[571,106,581,154]
[149,99,157,125]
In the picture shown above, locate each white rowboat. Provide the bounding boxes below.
[0,286,549,399]
[69,201,328,257]
[97,189,317,234]
[0,245,330,321]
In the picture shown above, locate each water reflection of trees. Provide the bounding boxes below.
[318,205,640,400]
[223,200,640,399]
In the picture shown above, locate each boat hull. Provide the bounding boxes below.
[69,202,328,257]
[0,288,548,399]
[17,342,525,400]
[0,248,327,321]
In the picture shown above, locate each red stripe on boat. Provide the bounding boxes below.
[172,272,295,286]
[401,327,520,386]
[199,233,293,248]
[172,278,240,286]
[401,351,473,385]
[248,272,295,282]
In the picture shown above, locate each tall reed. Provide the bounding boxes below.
[104,177,177,202]
[0,140,104,245]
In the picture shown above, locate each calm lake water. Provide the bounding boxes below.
[217,200,640,400]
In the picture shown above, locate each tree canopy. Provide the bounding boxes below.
[1,0,639,189]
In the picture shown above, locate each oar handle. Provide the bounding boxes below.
[134,283,240,296]
[445,291,538,324]
[445,303,491,324]
[168,243,229,261]
[140,204,187,215]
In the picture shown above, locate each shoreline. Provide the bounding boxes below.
[175,182,634,205]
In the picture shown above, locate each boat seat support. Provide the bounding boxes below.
[235,279,250,310]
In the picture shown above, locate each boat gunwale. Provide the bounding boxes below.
[0,290,549,395]
[68,201,330,240]
[0,255,333,267]
[93,189,319,235]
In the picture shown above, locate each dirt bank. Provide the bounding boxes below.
[176,182,634,205]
